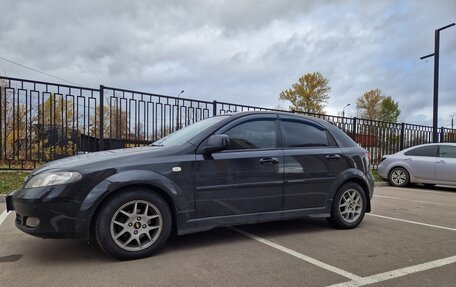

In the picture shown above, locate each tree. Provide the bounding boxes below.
[90,105,129,139]
[379,96,401,123]
[279,72,331,114]
[356,89,384,120]
[356,89,401,123]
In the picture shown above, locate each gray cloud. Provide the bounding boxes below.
[0,0,455,126]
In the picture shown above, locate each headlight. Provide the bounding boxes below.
[24,172,82,188]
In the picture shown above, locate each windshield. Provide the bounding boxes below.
[152,115,229,147]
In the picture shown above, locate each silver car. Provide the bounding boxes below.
[378,143,456,187]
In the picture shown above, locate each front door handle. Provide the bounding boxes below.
[326,154,341,160]
[259,157,279,165]
[436,160,446,164]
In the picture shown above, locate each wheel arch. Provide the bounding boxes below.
[88,183,178,242]
[330,169,373,213]
[80,169,188,240]
[343,178,371,213]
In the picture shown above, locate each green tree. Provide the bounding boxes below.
[279,72,331,114]
[379,96,401,123]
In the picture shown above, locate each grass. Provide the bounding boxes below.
[371,169,386,182]
[0,171,29,194]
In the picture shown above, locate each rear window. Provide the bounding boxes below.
[404,146,438,157]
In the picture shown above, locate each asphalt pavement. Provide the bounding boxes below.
[1,185,455,287]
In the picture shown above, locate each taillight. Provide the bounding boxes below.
[379,157,386,163]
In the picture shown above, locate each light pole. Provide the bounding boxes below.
[342,103,351,118]
[420,23,455,143]
[176,90,184,130]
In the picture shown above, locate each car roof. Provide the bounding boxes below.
[227,111,332,127]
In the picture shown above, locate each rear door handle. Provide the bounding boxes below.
[259,157,279,165]
[436,160,445,164]
[326,154,341,160]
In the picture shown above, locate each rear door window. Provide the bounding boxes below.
[439,145,456,159]
[404,146,438,157]
[280,119,336,147]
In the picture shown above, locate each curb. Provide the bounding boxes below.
[375,181,390,187]
[0,194,5,203]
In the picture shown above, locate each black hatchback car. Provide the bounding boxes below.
[6,111,374,260]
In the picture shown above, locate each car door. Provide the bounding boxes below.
[195,114,284,218]
[279,116,347,210]
[436,145,456,184]
[403,145,438,183]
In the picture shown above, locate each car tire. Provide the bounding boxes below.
[95,188,172,260]
[327,182,366,229]
[388,167,410,187]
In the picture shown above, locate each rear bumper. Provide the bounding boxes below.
[6,187,88,239]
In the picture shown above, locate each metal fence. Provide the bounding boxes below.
[1,76,455,170]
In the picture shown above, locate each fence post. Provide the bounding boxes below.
[400,122,405,150]
[440,126,444,142]
[99,85,104,151]
[212,100,217,116]
[352,117,357,141]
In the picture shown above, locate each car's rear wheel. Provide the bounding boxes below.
[328,182,366,229]
[95,188,172,260]
[389,167,410,187]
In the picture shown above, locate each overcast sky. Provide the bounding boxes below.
[1,0,455,127]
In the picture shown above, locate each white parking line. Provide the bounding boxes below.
[368,214,456,232]
[0,210,10,226]
[373,195,452,205]
[328,255,456,287]
[230,227,363,281]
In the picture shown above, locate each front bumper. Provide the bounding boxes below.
[6,186,89,239]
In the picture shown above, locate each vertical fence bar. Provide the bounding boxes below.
[99,85,104,151]
[351,117,357,141]
[400,122,405,150]
[212,100,217,116]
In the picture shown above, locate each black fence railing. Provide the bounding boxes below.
[1,76,455,170]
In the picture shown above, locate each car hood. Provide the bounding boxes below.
[31,145,181,175]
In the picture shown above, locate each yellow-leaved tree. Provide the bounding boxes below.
[279,72,331,114]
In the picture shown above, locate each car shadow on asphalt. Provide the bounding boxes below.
[164,217,332,252]
[14,218,335,262]
[407,184,456,193]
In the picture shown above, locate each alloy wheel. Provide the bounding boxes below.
[110,200,163,252]
[339,188,363,223]
[391,169,407,186]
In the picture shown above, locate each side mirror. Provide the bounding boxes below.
[203,134,230,153]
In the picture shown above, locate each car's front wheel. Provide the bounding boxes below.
[328,182,366,229]
[95,188,172,260]
[389,167,410,187]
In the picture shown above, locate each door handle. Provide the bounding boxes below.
[326,154,341,160]
[436,160,445,164]
[259,157,279,165]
